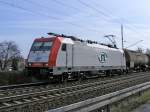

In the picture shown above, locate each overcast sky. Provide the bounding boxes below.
[0,0,150,58]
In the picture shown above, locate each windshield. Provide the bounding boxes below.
[31,41,52,51]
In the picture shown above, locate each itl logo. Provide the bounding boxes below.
[98,52,108,63]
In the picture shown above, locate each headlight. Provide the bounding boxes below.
[28,63,32,66]
[45,63,48,66]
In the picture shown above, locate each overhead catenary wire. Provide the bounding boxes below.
[57,0,147,40]
[52,0,82,12]
[0,0,125,37]
[51,0,111,23]
[23,0,99,32]
[24,0,69,16]
[0,0,59,20]
[0,0,147,47]
[0,0,146,38]
[77,0,147,48]
[0,0,104,35]
[77,0,110,20]
[125,40,143,49]
[79,0,147,39]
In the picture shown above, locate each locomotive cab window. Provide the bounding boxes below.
[61,44,66,51]
[31,41,52,51]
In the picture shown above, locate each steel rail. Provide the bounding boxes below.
[0,72,148,98]
[0,73,150,112]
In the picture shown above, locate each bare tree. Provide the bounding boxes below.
[0,41,21,71]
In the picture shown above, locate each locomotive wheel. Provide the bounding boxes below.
[105,70,112,77]
[123,70,127,75]
[76,72,85,81]
[56,75,64,83]
[55,75,68,83]
[62,74,68,83]
[78,74,84,81]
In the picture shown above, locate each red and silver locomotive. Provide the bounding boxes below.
[26,33,150,81]
[26,33,127,81]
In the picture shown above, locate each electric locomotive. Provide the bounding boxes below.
[26,33,127,81]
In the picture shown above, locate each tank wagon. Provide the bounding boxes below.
[26,33,126,81]
[124,49,149,71]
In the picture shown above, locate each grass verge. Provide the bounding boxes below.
[111,89,150,112]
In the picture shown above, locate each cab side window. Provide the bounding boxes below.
[61,44,66,51]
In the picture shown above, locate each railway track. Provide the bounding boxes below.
[0,82,48,90]
[0,72,150,112]
[0,74,127,98]
[0,72,145,98]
